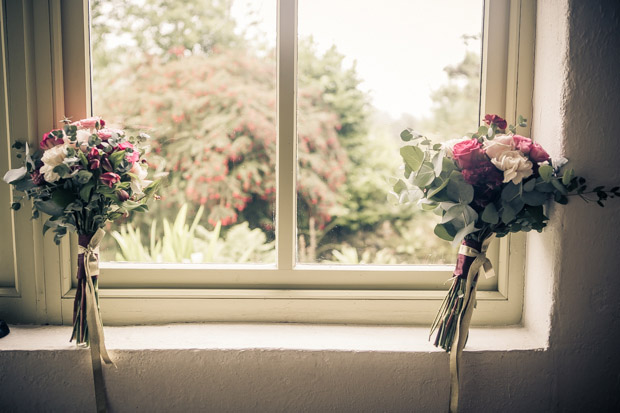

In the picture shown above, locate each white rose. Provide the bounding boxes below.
[129,161,152,195]
[491,150,533,184]
[62,129,90,151]
[39,144,69,183]
[483,134,515,159]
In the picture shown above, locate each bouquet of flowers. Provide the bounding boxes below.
[3,116,160,348]
[391,114,618,411]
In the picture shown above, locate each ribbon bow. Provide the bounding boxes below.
[449,234,495,413]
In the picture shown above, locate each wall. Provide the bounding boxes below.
[1,0,620,411]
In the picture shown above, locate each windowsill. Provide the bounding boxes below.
[0,323,547,353]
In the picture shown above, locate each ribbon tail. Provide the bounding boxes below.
[448,255,483,413]
[85,271,114,365]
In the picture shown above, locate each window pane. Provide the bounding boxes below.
[91,0,277,264]
[297,0,483,264]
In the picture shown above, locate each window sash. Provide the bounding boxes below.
[0,0,534,325]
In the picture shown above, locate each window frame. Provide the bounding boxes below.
[0,0,535,326]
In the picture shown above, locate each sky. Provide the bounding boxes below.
[232,0,484,118]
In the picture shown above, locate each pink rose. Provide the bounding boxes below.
[115,141,139,163]
[484,114,507,130]
[512,135,532,154]
[97,128,123,141]
[529,142,550,163]
[100,172,120,188]
[73,116,104,129]
[452,139,488,170]
[483,135,515,159]
[39,131,64,150]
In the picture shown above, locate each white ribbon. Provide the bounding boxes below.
[449,235,495,413]
[77,228,114,413]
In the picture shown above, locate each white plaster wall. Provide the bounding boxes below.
[1,0,620,412]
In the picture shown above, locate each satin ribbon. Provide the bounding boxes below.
[449,235,495,413]
[77,228,114,413]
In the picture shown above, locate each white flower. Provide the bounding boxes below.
[129,162,152,195]
[443,136,470,158]
[491,150,533,184]
[39,144,69,183]
[483,134,515,159]
[62,129,90,151]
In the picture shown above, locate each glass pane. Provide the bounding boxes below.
[297,0,483,264]
[91,0,277,264]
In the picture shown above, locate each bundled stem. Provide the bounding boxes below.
[70,233,99,346]
[430,238,482,352]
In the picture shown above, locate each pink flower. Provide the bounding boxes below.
[73,116,104,129]
[39,131,64,150]
[452,139,488,170]
[529,143,550,163]
[484,114,507,130]
[97,128,123,141]
[115,141,139,163]
[31,169,45,186]
[116,189,130,201]
[87,147,101,170]
[483,135,515,159]
[100,172,120,188]
[512,135,532,154]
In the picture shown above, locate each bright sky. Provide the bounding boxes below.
[232,0,483,118]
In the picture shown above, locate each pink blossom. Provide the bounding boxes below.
[115,141,140,163]
[39,131,64,150]
[100,172,120,188]
[483,114,507,130]
[529,143,551,163]
[73,116,104,129]
[452,139,488,170]
[97,128,123,141]
[513,135,533,154]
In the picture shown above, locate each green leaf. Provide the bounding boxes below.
[522,190,548,206]
[446,172,474,204]
[501,204,517,224]
[109,150,126,168]
[427,176,450,200]
[502,182,521,202]
[400,146,424,172]
[78,150,88,167]
[523,178,536,192]
[481,203,499,224]
[34,199,65,217]
[74,170,93,184]
[420,200,438,211]
[88,134,102,147]
[51,189,73,208]
[80,183,94,202]
[432,144,442,151]
[452,222,478,247]
[434,223,455,241]
[561,168,574,186]
[400,129,414,141]
[52,163,71,178]
[539,164,554,182]
[412,162,435,187]
[441,204,478,230]
[478,126,489,136]
[393,179,407,194]
[551,179,568,195]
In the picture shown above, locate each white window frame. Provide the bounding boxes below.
[0,0,535,326]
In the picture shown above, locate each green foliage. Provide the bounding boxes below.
[107,204,274,263]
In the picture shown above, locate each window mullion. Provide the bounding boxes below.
[276,0,298,270]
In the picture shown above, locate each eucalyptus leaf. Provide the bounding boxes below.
[427,176,450,200]
[539,164,554,182]
[400,146,424,173]
[34,199,65,217]
[451,222,478,247]
[74,170,93,184]
[434,223,455,241]
[2,166,27,184]
[561,168,574,186]
[446,171,474,204]
[400,129,414,141]
[432,149,445,176]
[522,190,548,206]
[481,203,499,224]
[412,162,435,187]
[523,179,536,192]
[501,204,517,224]
[551,179,568,195]
[393,179,407,194]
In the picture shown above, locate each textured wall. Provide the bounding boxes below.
[1,0,620,412]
